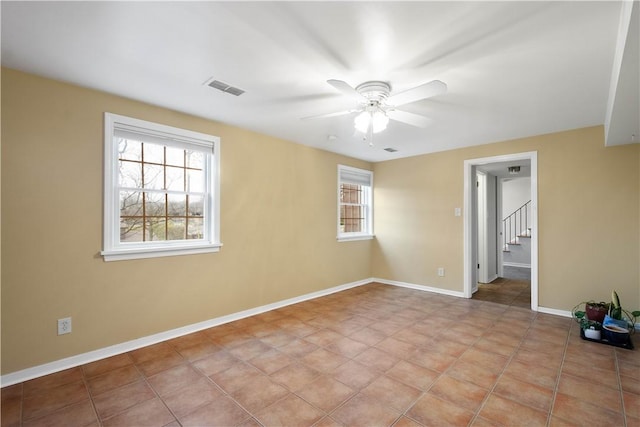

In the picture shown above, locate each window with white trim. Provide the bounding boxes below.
[102,113,221,261]
[338,165,373,241]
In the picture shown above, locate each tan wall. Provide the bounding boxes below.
[1,69,372,374]
[373,127,640,312]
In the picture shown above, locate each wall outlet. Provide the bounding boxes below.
[437,267,445,277]
[58,317,72,335]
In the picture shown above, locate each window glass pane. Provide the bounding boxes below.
[143,164,164,190]
[186,169,204,193]
[118,138,142,161]
[340,184,363,204]
[120,190,144,217]
[340,205,364,233]
[188,196,204,217]
[120,194,144,242]
[145,218,166,241]
[165,146,184,167]
[168,194,186,216]
[145,192,166,217]
[187,218,204,240]
[186,151,204,169]
[167,218,186,240]
[165,166,185,192]
[144,142,164,164]
[120,217,144,242]
[119,160,142,188]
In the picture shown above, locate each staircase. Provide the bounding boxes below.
[502,200,532,267]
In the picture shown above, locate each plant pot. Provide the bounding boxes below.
[603,324,629,345]
[585,303,608,323]
[584,328,601,340]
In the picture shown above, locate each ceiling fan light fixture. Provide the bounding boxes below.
[354,111,371,133]
[371,110,389,133]
[354,109,389,134]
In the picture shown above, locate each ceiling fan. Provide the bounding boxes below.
[302,79,447,135]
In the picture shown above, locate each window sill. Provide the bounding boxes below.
[337,234,375,242]
[102,243,222,262]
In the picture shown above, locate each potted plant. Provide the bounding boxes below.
[602,291,640,344]
[585,301,609,323]
[607,290,640,330]
[572,311,603,340]
[572,303,602,340]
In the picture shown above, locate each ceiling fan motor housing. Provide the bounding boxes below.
[355,81,392,102]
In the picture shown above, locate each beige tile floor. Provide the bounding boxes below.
[2,283,639,427]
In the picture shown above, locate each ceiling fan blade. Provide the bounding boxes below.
[387,80,447,107]
[300,109,356,120]
[387,110,433,128]
[327,79,365,102]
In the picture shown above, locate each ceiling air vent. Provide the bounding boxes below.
[205,78,245,96]
[384,147,398,152]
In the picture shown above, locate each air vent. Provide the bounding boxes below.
[384,147,398,152]
[205,79,245,96]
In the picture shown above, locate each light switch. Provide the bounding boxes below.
[454,207,461,217]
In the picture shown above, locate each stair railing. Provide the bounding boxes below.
[503,200,531,250]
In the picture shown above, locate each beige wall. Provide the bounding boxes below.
[1,69,372,374]
[373,127,640,312]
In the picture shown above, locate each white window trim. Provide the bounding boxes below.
[101,113,222,261]
[337,164,374,242]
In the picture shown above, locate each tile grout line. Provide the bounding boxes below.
[614,348,628,427]
[80,365,104,427]
[466,309,540,426]
[545,318,574,426]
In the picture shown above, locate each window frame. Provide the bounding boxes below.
[337,164,374,242]
[102,113,221,261]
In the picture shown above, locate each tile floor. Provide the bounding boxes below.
[2,282,639,427]
[473,267,531,309]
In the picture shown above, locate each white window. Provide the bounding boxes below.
[337,165,374,241]
[102,113,221,261]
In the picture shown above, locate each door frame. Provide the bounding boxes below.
[463,151,538,310]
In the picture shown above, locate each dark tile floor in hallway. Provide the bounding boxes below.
[473,266,531,309]
[2,282,638,427]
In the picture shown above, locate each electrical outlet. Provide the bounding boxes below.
[58,317,72,335]
[437,267,445,277]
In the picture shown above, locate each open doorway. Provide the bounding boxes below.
[463,152,538,310]
[475,162,532,307]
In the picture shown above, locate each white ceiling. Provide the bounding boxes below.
[2,1,637,162]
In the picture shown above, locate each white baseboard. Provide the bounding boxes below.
[0,276,576,387]
[373,277,466,298]
[1,278,370,387]
[537,306,572,318]
[503,262,531,268]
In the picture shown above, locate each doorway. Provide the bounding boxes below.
[463,152,538,310]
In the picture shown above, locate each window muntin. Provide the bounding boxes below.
[102,113,221,261]
[338,165,373,241]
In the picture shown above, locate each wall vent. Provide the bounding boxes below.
[205,78,245,96]
[384,147,398,152]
